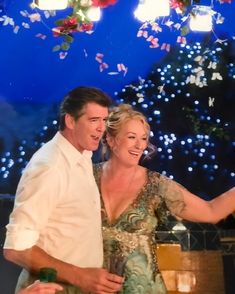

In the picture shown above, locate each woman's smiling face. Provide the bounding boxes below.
[108,119,148,165]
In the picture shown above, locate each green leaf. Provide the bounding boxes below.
[181,25,190,36]
[55,18,65,26]
[61,42,70,51]
[64,35,74,43]
[52,45,61,52]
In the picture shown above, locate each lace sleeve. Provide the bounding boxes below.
[158,175,186,217]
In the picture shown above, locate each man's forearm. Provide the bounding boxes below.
[4,245,77,285]
[4,246,124,293]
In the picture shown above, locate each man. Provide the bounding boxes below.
[4,87,123,293]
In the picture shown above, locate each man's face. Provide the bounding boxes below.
[66,102,108,152]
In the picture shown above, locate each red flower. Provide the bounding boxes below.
[79,22,94,32]
[92,0,117,8]
[63,16,78,28]
[170,0,185,10]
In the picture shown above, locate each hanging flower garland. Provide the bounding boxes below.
[51,0,208,53]
[0,0,232,63]
[170,0,200,12]
[135,0,231,59]
[51,0,117,52]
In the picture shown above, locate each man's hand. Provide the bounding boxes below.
[4,247,124,293]
[74,267,124,294]
[17,280,63,294]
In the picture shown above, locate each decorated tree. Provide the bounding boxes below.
[115,36,235,199]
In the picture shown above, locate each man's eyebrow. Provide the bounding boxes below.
[88,116,100,119]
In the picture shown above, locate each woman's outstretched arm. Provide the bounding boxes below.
[177,186,235,224]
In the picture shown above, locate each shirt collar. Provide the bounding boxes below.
[53,132,92,167]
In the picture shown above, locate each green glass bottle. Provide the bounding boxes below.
[39,267,57,283]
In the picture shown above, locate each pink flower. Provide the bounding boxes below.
[92,0,117,8]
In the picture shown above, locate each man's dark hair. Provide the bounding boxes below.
[59,86,112,130]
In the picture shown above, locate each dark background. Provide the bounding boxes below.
[0,0,235,293]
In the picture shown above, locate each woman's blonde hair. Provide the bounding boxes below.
[102,104,156,160]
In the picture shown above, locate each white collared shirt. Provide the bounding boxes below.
[4,132,103,267]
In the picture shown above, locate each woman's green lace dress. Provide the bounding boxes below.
[94,163,186,294]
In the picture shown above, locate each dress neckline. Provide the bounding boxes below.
[96,163,150,226]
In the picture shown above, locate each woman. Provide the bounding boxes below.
[93,104,235,294]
